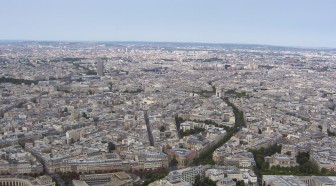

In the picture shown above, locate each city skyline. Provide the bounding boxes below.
[1,1,336,185]
[1,0,336,48]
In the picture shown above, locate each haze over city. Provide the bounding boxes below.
[1,0,336,48]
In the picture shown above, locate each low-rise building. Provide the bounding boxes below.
[0,175,55,186]
[265,153,298,168]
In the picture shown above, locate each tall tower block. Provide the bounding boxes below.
[97,60,104,76]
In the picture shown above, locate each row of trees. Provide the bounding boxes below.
[139,169,169,186]
[193,175,245,186]
[0,77,38,85]
[123,88,143,93]
[180,127,205,138]
[225,89,249,98]
[175,116,184,139]
[223,97,246,129]
[193,98,245,165]
[172,96,246,168]
[193,125,236,165]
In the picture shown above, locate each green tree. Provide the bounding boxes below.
[108,81,113,91]
[170,156,178,166]
[88,90,94,95]
[258,128,262,134]
[86,69,97,75]
[261,162,269,170]
[193,158,200,165]
[299,161,319,174]
[327,129,336,136]
[108,141,116,153]
[236,180,245,186]
[81,112,89,119]
[297,152,310,165]
[160,126,166,132]
[194,175,202,186]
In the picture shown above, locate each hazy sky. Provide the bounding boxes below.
[1,0,335,47]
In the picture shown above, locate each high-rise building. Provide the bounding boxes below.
[97,60,104,76]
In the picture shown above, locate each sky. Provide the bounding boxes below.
[0,0,335,48]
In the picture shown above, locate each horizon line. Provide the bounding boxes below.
[0,39,335,50]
